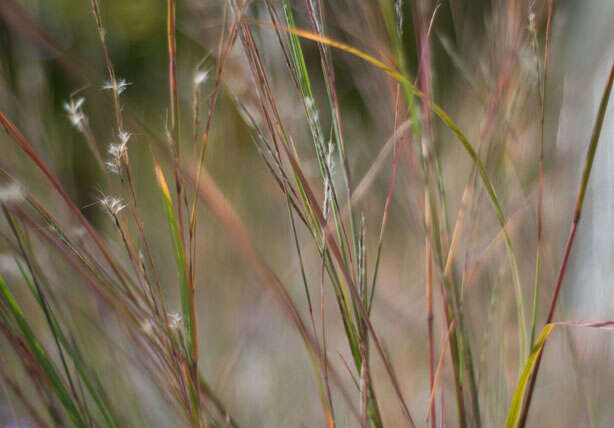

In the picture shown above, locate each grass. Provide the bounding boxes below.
[0,0,613,426]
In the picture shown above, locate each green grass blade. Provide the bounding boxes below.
[15,260,117,428]
[0,273,86,427]
[505,323,554,428]
[154,160,200,424]
[155,161,195,357]
[282,1,352,268]
[507,321,614,428]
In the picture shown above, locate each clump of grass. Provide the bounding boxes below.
[0,0,613,427]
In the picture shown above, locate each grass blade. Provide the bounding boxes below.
[507,321,614,428]
[0,273,86,427]
[505,323,554,428]
[154,160,200,425]
[517,58,614,428]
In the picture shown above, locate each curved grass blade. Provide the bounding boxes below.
[505,323,554,428]
[506,321,614,428]
[250,17,528,355]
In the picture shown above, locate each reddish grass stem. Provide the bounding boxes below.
[518,58,614,428]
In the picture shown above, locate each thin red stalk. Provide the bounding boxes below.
[415,4,437,425]
[89,0,164,316]
[166,0,187,251]
[90,0,167,325]
[89,0,123,132]
[188,16,239,287]
[519,59,614,427]
[368,85,403,311]
[426,238,436,428]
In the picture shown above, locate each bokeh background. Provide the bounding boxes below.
[1,0,614,426]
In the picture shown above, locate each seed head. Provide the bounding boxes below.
[105,160,120,174]
[102,78,131,95]
[118,131,131,144]
[99,195,126,217]
[106,131,131,174]
[168,312,182,330]
[63,97,86,130]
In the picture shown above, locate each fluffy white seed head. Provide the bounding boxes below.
[100,195,126,217]
[102,78,131,95]
[118,131,131,145]
[108,142,126,158]
[106,131,131,174]
[63,97,86,130]
[168,312,182,330]
[105,160,120,174]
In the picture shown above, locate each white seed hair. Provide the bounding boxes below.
[106,131,131,174]
[102,78,131,95]
[63,97,86,130]
[100,195,126,217]
[168,312,183,330]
